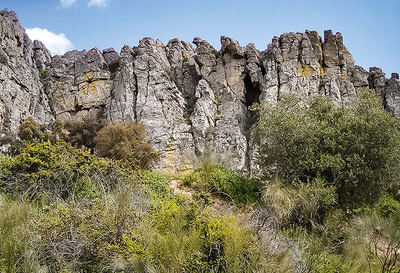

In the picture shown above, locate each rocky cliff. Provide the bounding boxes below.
[1,9,399,173]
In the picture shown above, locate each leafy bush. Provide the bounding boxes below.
[283,226,350,273]
[34,182,148,272]
[0,141,120,200]
[135,170,172,198]
[0,118,68,154]
[256,88,400,208]
[94,122,159,170]
[184,163,262,205]
[18,118,68,144]
[64,115,105,151]
[375,194,400,219]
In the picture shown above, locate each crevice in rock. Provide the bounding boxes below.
[244,73,261,108]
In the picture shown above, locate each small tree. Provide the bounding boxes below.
[256,89,400,208]
[17,117,44,142]
[94,122,159,170]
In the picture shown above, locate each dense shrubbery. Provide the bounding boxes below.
[0,140,120,200]
[94,122,160,170]
[1,90,400,272]
[184,162,262,205]
[64,115,105,151]
[257,88,400,208]
[110,199,270,272]
[263,177,337,227]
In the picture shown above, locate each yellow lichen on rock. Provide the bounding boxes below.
[300,64,311,77]
[80,72,98,95]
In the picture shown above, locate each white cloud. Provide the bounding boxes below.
[26,28,74,56]
[88,0,108,7]
[60,0,78,8]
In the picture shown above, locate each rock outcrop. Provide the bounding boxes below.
[0,10,53,132]
[0,9,399,173]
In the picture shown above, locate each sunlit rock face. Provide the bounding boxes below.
[0,9,399,173]
[0,10,53,132]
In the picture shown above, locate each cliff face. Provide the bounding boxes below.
[1,9,399,173]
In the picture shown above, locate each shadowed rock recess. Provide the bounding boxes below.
[0,9,399,173]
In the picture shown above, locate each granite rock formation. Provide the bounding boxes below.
[0,9,399,173]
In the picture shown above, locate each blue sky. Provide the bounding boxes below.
[2,0,399,76]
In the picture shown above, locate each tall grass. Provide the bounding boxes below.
[0,196,43,273]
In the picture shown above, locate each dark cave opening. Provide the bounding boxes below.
[244,73,261,108]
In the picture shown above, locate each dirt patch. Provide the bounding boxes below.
[169,179,194,198]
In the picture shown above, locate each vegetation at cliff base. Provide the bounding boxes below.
[0,89,400,272]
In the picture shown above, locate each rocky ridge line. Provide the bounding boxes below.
[0,9,399,173]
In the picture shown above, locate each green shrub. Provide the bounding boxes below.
[184,163,262,205]
[0,141,120,200]
[112,199,265,272]
[94,122,159,170]
[135,170,172,198]
[256,88,400,208]
[17,117,44,143]
[64,115,105,151]
[263,178,337,227]
[35,183,147,272]
[375,194,400,219]
[18,118,68,144]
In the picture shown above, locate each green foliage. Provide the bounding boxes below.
[257,88,400,208]
[184,163,262,205]
[263,177,337,227]
[18,118,68,144]
[17,117,44,143]
[0,196,42,273]
[375,194,400,219]
[0,141,120,200]
[94,122,160,170]
[112,199,265,272]
[135,170,172,198]
[1,118,69,155]
[64,115,105,151]
[284,227,350,273]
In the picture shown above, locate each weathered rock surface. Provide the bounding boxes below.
[0,9,399,173]
[0,10,53,132]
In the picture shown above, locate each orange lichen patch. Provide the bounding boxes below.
[300,64,311,77]
[341,73,346,78]
[320,66,326,75]
[183,55,188,59]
